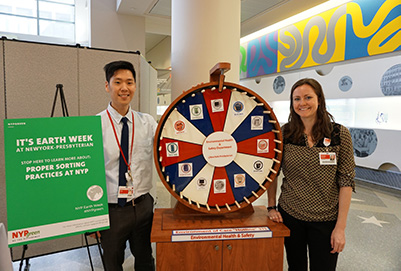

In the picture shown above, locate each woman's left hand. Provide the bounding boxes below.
[330,226,345,253]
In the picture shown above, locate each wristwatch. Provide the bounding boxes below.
[267,205,277,211]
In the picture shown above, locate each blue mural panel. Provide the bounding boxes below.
[246,32,278,78]
[345,0,401,59]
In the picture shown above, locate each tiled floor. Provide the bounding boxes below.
[12,179,401,270]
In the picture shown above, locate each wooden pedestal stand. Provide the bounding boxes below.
[151,203,290,271]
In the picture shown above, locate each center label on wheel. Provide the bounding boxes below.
[202,132,237,167]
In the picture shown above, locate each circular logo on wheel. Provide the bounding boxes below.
[181,163,191,172]
[168,142,178,152]
[251,116,263,130]
[234,174,246,188]
[211,99,224,112]
[174,120,185,134]
[233,101,244,113]
[178,163,193,177]
[253,160,264,172]
[192,106,201,115]
[197,178,207,190]
[190,104,204,120]
[257,139,269,153]
[166,142,179,157]
[214,179,226,194]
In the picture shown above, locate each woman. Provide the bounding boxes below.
[267,78,355,270]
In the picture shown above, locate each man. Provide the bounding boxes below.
[98,60,156,271]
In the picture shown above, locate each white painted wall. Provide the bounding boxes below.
[139,56,158,118]
[240,52,401,171]
[90,0,145,54]
[147,36,171,69]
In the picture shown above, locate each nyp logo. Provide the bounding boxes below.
[12,230,29,239]
[11,229,40,242]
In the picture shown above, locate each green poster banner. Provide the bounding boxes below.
[4,116,109,247]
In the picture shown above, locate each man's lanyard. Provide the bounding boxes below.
[106,109,135,172]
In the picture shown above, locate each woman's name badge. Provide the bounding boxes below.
[319,152,337,165]
[118,186,134,198]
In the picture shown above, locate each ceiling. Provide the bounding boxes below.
[116,0,328,54]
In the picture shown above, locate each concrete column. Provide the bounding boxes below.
[171,0,240,99]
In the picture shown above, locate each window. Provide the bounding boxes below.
[0,0,89,46]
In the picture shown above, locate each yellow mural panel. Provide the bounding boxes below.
[278,5,347,72]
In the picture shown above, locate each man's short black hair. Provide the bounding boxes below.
[104,60,136,83]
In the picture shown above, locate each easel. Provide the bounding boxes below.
[17,235,106,271]
[17,83,69,270]
[17,84,106,270]
[50,84,106,269]
[18,245,30,271]
[50,84,69,117]
[84,232,107,271]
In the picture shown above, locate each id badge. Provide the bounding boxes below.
[319,152,337,165]
[118,186,134,198]
[125,171,133,182]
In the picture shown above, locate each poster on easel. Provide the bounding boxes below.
[4,116,109,247]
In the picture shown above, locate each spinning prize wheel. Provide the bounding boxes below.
[154,63,283,214]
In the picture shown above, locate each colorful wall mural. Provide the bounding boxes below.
[240,0,401,79]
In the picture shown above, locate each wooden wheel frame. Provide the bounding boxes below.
[153,63,283,214]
